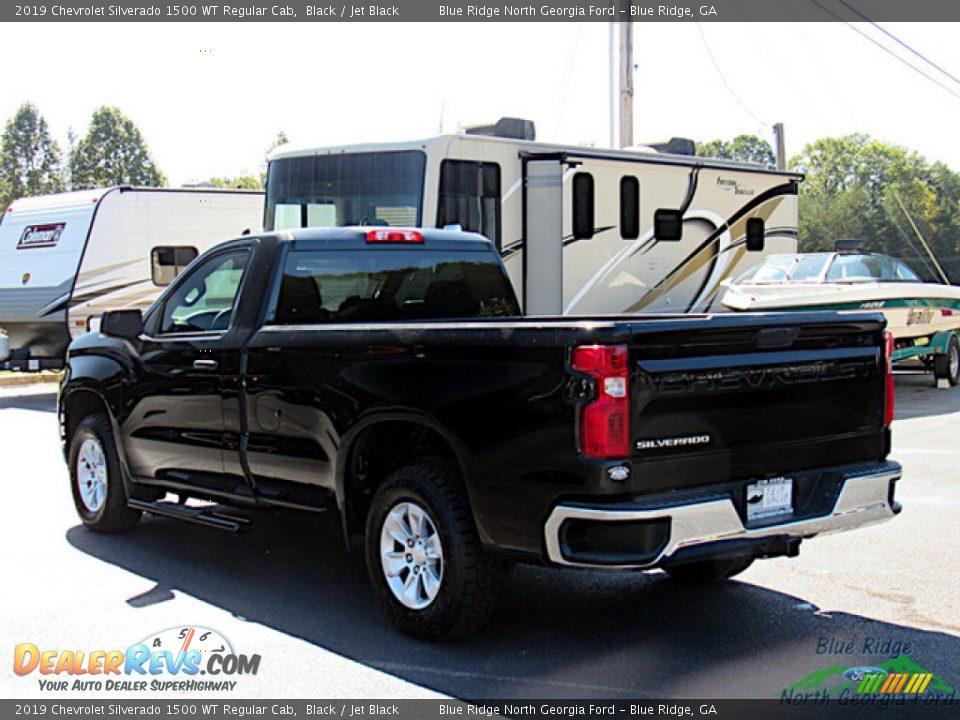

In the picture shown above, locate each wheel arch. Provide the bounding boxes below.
[336,411,474,551]
[61,386,112,451]
[60,381,133,492]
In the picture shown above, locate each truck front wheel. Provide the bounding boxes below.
[365,464,511,640]
[69,414,141,534]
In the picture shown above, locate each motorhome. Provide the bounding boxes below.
[265,118,800,315]
[0,186,263,370]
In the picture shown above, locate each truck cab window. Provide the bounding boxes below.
[436,160,501,247]
[270,249,519,325]
[159,250,249,334]
[151,246,199,286]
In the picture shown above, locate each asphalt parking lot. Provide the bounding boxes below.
[1,373,958,700]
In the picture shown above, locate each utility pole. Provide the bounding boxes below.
[618,14,633,148]
[608,23,616,148]
[773,122,786,170]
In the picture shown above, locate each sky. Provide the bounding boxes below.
[3,21,960,185]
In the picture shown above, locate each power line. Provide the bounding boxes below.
[807,0,960,103]
[836,0,960,89]
[555,22,585,135]
[695,23,768,128]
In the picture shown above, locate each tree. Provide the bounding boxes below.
[0,102,65,208]
[790,134,960,282]
[697,134,775,167]
[70,106,165,189]
[208,175,263,190]
[203,133,289,190]
[261,130,289,185]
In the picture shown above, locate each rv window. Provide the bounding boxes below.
[654,209,683,242]
[151,246,199,286]
[745,218,765,252]
[265,151,425,231]
[572,173,594,240]
[620,176,640,240]
[436,160,501,247]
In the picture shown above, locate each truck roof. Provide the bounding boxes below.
[257,226,497,252]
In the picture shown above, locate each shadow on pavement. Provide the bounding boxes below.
[67,511,960,699]
[0,390,57,413]
[893,371,960,420]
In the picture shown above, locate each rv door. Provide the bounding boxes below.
[523,159,563,315]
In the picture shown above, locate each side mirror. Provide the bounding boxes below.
[654,209,683,242]
[101,309,143,341]
[746,218,765,252]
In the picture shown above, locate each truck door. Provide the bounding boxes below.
[121,247,251,495]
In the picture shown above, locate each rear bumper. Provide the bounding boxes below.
[544,461,902,569]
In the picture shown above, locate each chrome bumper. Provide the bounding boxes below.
[544,463,901,569]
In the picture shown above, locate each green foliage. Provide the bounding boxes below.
[208,175,262,190]
[697,134,776,167]
[790,134,960,282]
[0,103,65,209]
[70,106,165,189]
[261,130,289,185]
[208,131,287,190]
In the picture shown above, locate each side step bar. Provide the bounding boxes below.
[128,499,252,532]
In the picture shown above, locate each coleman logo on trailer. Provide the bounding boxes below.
[17,223,65,249]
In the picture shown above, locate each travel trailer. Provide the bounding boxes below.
[0,187,263,370]
[265,118,800,315]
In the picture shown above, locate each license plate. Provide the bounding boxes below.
[746,477,793,522]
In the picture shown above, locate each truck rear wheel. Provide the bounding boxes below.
[933,334,960,386]
[365,464,511,640]
[664,557,754,584]
[69,414,141,534]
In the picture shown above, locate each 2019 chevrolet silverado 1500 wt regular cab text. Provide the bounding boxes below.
[59,227,902,639]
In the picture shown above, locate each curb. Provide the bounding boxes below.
[0,372,62,388]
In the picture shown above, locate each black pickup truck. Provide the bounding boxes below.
[60,227,902,639]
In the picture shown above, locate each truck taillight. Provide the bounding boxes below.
[572,344,630,460]
[883,330,895,428]
[366,229,423,243]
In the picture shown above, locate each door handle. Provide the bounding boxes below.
[193,359,219,370]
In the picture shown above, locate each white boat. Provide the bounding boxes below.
[721,249,960,341]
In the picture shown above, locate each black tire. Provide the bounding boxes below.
[69,414,141,534]
[664,557,754,584]
[933,334,960,386]
[364,464,511,640]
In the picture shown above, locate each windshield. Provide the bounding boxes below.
[825,254,922,282]
[265,151,426,231]
[737,254,830,284]
[738,255,797,283]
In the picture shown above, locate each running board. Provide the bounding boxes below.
[127,499,252,532]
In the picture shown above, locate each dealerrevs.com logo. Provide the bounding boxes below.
[14,626,261,692]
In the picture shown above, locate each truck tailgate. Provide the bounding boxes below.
[627,314,887,494]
